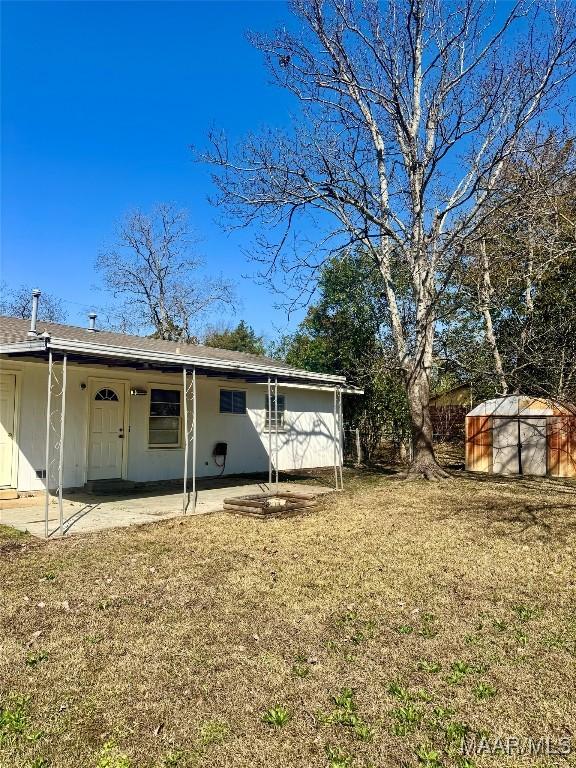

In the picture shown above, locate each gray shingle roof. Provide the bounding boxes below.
[0,315,345,384]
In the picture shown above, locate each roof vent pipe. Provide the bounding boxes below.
[28,289,41,337]
[87,312,97,332]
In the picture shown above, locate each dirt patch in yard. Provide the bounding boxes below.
[1,470,575,768]
[0,525,31,555]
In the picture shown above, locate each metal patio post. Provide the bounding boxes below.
[57,354,67,535]
[333,387,339,490]
[44,350,53,538]
[338,386,344,490]
[182,367,188,513]
[274,377,279,489]
[267,376,272,488]
[191,367,197,513]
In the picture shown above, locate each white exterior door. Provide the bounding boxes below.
[88,383,125,480]
[0,374,16,487]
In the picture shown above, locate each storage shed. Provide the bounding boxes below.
[465,396,576,478]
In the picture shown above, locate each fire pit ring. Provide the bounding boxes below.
[223,491,317,518]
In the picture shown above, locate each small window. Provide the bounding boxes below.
[149,388,181,447]
[265,394,286,430]
[220,389,246,414]
[95,388,119,401]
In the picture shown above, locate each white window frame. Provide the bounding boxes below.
[219,388,247,416]
[265,393,286,432]
[147,383,183,449]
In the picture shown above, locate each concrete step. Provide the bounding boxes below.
[84,479,141,495]
[0,489,19,501]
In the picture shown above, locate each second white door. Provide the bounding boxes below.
[0,374,16,487]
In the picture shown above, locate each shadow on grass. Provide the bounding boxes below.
[280,464,401,488]
[457,468,576,493]
[316,461,576,542]
[430,471,576,541]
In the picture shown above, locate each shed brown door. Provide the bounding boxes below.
[465,416,492,472]
[548,416,576,478]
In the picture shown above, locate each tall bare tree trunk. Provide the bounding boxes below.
[405,353,450,480]
[519,223,535,360]
[407,370,434,469]
[479,239,509,394]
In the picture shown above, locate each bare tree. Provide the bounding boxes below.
[204,0,576,478]
[0,283,66,323]
[464,132,576,397]
[98,204,235,342]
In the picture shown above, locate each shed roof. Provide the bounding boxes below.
[0,316,357,389]
[467,395,576,418]
[430,383,471,406]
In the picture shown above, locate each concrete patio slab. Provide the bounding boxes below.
[0,478,333,538]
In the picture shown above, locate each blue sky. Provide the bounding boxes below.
[1,1,301,340]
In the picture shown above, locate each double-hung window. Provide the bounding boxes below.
[265,394,286,430]
[149,388,181,447]
[220,389,247,415]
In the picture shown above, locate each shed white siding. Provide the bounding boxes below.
[492,417,520,475]
[491,417,547,476]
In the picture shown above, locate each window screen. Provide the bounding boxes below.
[220,389,247,414]
[149,388,181,446]
[265,394,286,430]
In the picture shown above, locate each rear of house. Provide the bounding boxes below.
[0,312,355,495]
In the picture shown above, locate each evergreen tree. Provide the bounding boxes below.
[203,320,265,355]
[273,251,409,461]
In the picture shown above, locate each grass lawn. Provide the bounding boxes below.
[1,470,576,768]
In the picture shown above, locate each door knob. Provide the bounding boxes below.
[8,432,13,438]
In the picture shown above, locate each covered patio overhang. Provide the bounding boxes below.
[1,334,362,537]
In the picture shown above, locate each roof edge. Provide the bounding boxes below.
[1,336,347,385]
[0,339,47,354]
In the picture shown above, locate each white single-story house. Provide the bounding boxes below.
[0,301,359,527]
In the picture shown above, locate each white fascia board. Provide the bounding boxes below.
[44,337,346,385]
[0,340,47,354]
[254,381,363,394]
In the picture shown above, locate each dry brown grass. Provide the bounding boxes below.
[1,470,576,768]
